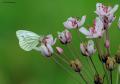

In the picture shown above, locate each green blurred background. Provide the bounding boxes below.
[0,0,120,84]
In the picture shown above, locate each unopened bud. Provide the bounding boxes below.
[115,51,120,64]
[56,47,63,55]
[101,54,108,63]
[105,40,110,48]
[94,74,103,84]
[105,57,116,71]
[70,59,82,72]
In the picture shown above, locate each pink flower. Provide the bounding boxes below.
[34,34,56,57]
[58,29,72,44]
[80,40,96,56]
[38,44,53,57]
[79,17,104,38]
[42,34,56,46]
[63,16,86,29]
[95,3,119,28]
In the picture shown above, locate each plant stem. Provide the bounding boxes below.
[103,64,109,84]
[66,45,76,59]
[62,53,71,61]
[95,38,103,60]
[87,57,95,75]
[116,65,120,84]
[79,72,88,84]
[51,56,81,84]
[95,38,109,84]
[110,71,112,84]
[70,42,81,59]
[76,28,82,43]
[116,70,119,84]
[54,53,69,65]
[89,57,98,74]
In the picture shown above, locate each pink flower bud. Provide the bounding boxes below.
[105,40,110,48]
[56,47,63,54]
[65,30,72,43]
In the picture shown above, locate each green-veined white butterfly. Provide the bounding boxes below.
[16,30,42,51]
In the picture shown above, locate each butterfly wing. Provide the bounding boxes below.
[16,30,40,51]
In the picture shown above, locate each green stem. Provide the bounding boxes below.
[116,71,119,84]
[51,57,81,84]
[87,57,95,75]
[66,45,76,59]
[95,38,110,84]
[79,72,88,84]
[103,64,109,84]
[110,71,112,84]
[71,42,82,59]
[54,53,69,65]
[116,65,120,84]
[89,57,98,74]
[95,38,103,60]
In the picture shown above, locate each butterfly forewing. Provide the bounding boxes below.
[16,30,41,51]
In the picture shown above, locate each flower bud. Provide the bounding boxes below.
[70,59,82,72]
[56,47,63,55]
[80,40,96,56]
[115,50,120,64]
[101,55,108,63]
[105,40,110,48]
[58,29,72,44]
[105,57,116,71]
[94,74,103,84]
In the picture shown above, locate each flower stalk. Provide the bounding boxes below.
[110,71,112,84]
[79,72,88,84]
[89,57,99,74]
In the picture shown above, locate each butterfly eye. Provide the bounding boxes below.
[21,35,25,38]
[60,36,63,39]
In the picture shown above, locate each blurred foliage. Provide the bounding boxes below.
[0,0,120,84]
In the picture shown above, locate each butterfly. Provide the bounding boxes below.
[16,30,43,51]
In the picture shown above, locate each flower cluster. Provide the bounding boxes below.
[16,3,120,84]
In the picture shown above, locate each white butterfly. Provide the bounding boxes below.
[16,30,42,51]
